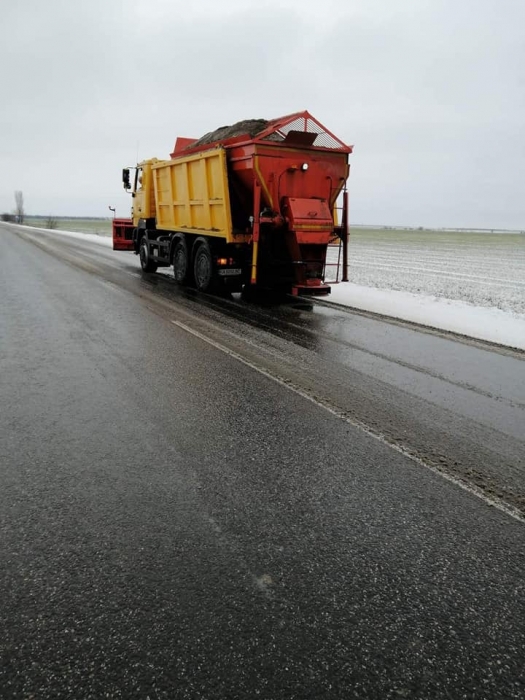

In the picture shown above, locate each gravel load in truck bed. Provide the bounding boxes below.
[188,119,269,148]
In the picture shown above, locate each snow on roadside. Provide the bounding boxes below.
[12,223,113,248]
[326,283,525,351]
[52,229,113,247]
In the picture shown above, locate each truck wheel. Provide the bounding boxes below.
[193,241,215,292]
[173,237,192,285]
[139,236,158,273]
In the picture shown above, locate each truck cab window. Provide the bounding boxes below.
[134,168,143,192]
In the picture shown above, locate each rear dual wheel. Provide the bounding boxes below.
[193,241,215,293]
[173,237,192,285]
[173,237,217,293]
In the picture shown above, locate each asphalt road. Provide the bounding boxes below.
[1,224,524,699]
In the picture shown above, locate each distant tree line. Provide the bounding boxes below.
[2,191,58,229]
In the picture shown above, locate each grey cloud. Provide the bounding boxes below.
[0,0,523,227]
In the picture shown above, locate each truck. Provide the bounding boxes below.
[112,111,353,296]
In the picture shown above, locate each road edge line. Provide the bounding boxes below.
[171,318,524,524]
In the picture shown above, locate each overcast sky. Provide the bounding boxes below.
[1,0,523,228]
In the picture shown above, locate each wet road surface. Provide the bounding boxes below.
[1,224,524,699]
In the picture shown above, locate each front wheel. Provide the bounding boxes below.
[193,241,215,292]
[139,236,158,273]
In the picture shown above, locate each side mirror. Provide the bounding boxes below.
[122,168,131,190]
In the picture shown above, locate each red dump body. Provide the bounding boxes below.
[172,111,353,294]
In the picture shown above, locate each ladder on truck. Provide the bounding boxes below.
[323,190,349,285]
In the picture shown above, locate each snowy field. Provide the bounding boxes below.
[16,222,525,350]
[25,217,112,237]
[328,227,525,315]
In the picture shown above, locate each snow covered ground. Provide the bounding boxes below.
[327,283,525,350]
[325,228,525,350]
[16,223,525,350]
[326,228,525,315]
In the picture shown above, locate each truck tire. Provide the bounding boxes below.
[173,237,192,285]
[193,240,215,292]
[139,236,158,273]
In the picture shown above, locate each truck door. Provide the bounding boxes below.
[133,167,146,220]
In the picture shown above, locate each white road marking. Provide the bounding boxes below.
[171,319,524,524]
